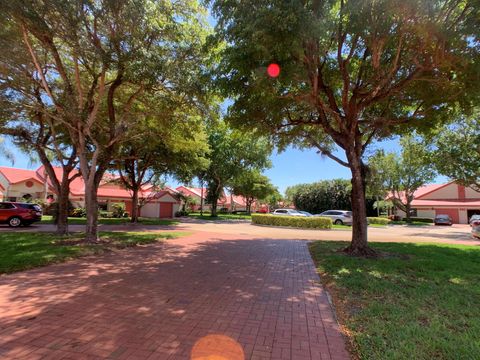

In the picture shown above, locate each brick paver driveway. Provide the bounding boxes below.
[0,231,349,360]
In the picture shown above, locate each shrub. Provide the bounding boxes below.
[70,207,87,217]
[111,203,127,218]
[367,217,391,225]
[175,210,189,217]
[251,214,332,229]
[388,214,402,221]
[403,217,434,223]
[100,211,114,218]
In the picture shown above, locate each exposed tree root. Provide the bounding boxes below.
[342,245,379,258]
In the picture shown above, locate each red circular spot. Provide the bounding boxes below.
[267,63,280,78]
[26,181,33,188]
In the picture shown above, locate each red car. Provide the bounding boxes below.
[0,202,43,227]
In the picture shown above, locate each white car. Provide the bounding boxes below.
[472,220,480,239]
[272,209,307,217]
[315,210,352,225]
[469,214,480,227]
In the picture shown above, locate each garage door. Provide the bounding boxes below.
[159,203,173,218]
[125,201,132,216]
[140,203,159,218]
[435,209,459,224]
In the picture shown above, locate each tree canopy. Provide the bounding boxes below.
[286,179,352,214]
[368,134,436,220]
[432,114,480,191]
[209,0,479,255]
[1,0,212,240]
[204,121,272,216]
[231,170,276,213]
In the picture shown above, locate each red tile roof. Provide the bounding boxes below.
[412,199,480,207]
[0,166,44,185]
[386,182,455,202]
[176,186,208,199]
[2,165,172,200]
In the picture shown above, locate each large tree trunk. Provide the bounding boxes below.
[130,187,140,223]
[56,180,70,235]
[85,184,99,242]
[343,154,377,257]
[200,186,204,216]
[405,201,412,223]
[211,199,218,217]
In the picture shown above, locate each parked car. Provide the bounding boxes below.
[469,214,480,226]
[472,220,480,239]
[272,209,307,217]
[434,214,453,226]
[315,210,352,225]
[298,211,313,217]
[0,202,42,227]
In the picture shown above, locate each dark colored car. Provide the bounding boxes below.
[0,202,42,227]
[434,214,453,226]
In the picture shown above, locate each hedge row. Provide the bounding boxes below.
[367,217,391,225]
[251,214,332,229]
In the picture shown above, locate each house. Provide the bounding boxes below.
[175,186,210,211]
[391,181,480,224]
[0,166,180,218]
[175,186,256,212]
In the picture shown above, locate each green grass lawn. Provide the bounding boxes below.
[0,231,189,274]
[40,215,179,226]
[187,212,252,221]
[309,241,480,360]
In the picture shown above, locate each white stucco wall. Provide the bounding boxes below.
[417,209,435,219]
[173,203,180,215]
[0,173,9,195]
[459,210,468,224]
[5,181,45,200]
[465,187,480,199]
[421,184,458,200]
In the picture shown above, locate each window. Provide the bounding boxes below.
[17,203,41,211]
[409,209,418,217]
[322,211,332,215]
[7,197,16,202]
[0,203,15,209]
[276,209,286,214]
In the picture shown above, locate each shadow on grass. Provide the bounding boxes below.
[310,241,480,360]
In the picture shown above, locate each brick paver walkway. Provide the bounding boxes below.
[0,231,349,360]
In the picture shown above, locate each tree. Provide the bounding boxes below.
[204,121,272,216]
[0,138,14,165]
[432,114,480,191]
[368,135,436,222]
[0,16,80,235]
[286,179,352,214]
[3,0,210,241]
[231,170,276,213]
[264,189,283,212]
[210,0,478,255]
[115,95,209,223]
